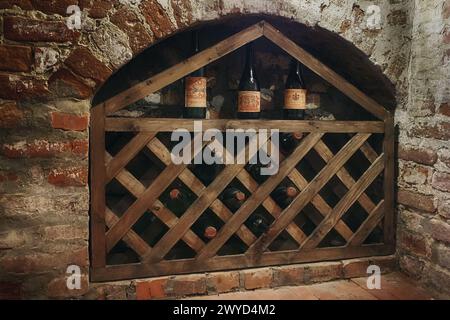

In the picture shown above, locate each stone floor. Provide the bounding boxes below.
[188,272,435,300]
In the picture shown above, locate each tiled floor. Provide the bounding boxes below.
[189,272,435,300]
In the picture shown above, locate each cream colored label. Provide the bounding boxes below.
[185,77,207,108]
[284,89,307,110]
[238,91,261,112]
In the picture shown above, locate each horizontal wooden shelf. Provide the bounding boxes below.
[105,118,385,133]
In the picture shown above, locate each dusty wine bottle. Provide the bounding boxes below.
[184,30,207,119]
[195,215,218,240]
[280,132,303,154]
[237,43,261,119]
[165,187,188,217]
[273,184,299,208]
[284,58,307,120]
[248,213,270,236]
[222,187,246,212]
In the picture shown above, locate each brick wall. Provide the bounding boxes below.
[0,0,448,299]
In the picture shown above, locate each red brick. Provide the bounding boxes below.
[242,268,273,290]
[0,139,88,158]
[0,171,19,183]
[48,166,88,187]
[424,219,450,244]
[272,265,305,286]
[410,122,450,141]
[79,0,113,19]
[0,282,22,300]
[399,255,425,279]
[140,0,175,39]
[398,145,438,165]
[206,271,240,294]
[304,262,343,284]
[65,47,112,85]
[51,112,89,131]
[3,16,80,42]
[432,172,450,192]
[31,0,79,16]
[49,69,92,99]
[165,275,207,297]
[0,0,32,10]
[0,74,49,101]
[0,101,25,128]
[438,103,450,116]
[397,190,436,213]
[438,200,450,219]
[47,275,89,299]
[399,230,430,257]
[111,8,153,54]
[0,45,33,72]
[136,278,168,300]
[171,0,193,28]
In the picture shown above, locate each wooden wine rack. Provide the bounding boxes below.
[90,21,395,281]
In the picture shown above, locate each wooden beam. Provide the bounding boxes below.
[383,113,395,245]
[99,22,264,115]
[262,22,389,120]
[91,244,395,281]
[105,132,156,182]
[301,154,385,249]
[90,104,106,268]
[105,118,385,133]
[246,133,371,255]
[349,200,385,246]
[195,133,324,261]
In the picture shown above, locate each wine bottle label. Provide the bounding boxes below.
[284,89,307,110]
[185,77,207,108]
[238,91,261,112]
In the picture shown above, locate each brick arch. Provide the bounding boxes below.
[92,13,397,111]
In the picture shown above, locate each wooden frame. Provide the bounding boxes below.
[90,21,395,282]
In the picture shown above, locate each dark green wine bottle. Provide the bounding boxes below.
[184,30,207,119]
[280,132,303,154]
[284,58,307,120]
[273,184,299,208]
[222,187,246,212]
[247,213,270,236]
[237,43,260,119]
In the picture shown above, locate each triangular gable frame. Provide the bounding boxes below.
[95,20,389,122]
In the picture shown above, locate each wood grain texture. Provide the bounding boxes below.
[383,113,395,245]
[105,118,385,133]
[90,104,106,268]
[302,154,385,249]
[247,133,371,255]
[195,133,324,261]
[349,200,385,246]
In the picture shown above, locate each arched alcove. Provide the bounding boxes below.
[89,16,396,282]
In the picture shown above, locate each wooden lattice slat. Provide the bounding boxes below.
[90,19,396,281]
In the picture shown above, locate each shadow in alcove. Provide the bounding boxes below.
[92,14,397,118]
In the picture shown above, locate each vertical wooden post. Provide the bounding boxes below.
[90,104,106,268]
[383,112,395,247]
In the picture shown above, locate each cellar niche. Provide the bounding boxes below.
[90,16,396,282]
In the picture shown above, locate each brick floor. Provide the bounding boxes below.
[187,272,434,300]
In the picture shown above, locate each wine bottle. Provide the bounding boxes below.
[184,30,207,119]
[273,184,299,208]
[247,162,271,184]
[247,213,270,236]
[280,132,303,154]
[222,187,246,212]
[165,187,188,217]
[237,43,260,119]
[197,216,218,240]
[284,58,307,120]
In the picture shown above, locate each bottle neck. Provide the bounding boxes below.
[192,30,200,54]
[245,44,255,77]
